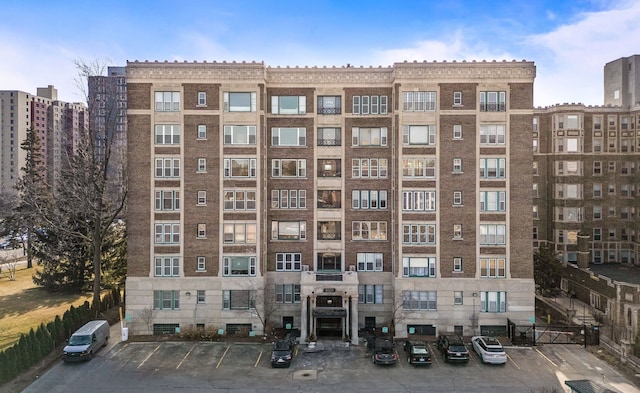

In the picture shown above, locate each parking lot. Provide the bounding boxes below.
[19,337,640,393]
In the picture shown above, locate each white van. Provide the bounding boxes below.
[62,320,110,362]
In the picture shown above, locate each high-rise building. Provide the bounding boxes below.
[604,55,640,108]
[124,60,536,343]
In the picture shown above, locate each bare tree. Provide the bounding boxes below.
[138,307,156,335]
[250,284,283,335]
[0,254,19,281]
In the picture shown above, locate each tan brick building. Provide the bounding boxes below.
[125,60,536,343]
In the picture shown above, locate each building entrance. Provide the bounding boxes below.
[317,318,342,337]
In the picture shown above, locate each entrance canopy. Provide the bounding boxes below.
[313,307,347,317]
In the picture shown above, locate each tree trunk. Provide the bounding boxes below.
[92,215,102,317]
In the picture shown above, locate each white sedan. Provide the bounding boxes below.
[471,336,507,364]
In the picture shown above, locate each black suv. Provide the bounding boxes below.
[372,338,397,365]
[436,335,469,363]
[270,338,294,368]
[403,340,432,365]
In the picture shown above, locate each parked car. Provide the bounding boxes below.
[403,340,432,365]
[62,320,110,362]
[471,336,507,364]
[436,335,469,363]
[372,338,397,365]
[270,338,294,368]
[0,239,11,249]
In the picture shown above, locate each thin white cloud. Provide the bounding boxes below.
[527,1,640,106]
[372,31,516,65]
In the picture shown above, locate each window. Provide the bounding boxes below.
[224,92,256,112]
[224,125,257,145]
[556,184,582,199]
[593,206,602,220]
[593,161,602,175]
[223,256,256,276]
[402,125,436,145]
[155,190,180,211]
[153,290,179,310]
[454,291,463,305]
[608,228,616,239]
[533,162,538,175]
[197,256,206,271]
[556,207,583,222]
[402,190,436,211]
[479,124,506,145]
[272,159,306,177]
[402,157,436,178]
[318,96,341,114]
[155,158,180,178]
[197,290,205,304]
[453,125,462,139]
[276,253,302,271]
[352,221,387,240]
[479,224,506,245]
[609,161,616,172]
[593,116,602,130]
[453,224,462,239]
[453,257,462,272]
[533,227,538,240]
[224,190,257,211]
[352,127,387,146]
[271,190,306,209]
[271,221,306,240]
[353,95,388,114]
[222,290,255,310]
[453,158,462,173]
[352,190,387,210]
[556,161,581,176]
[593,228,601,241]
[197,125,207,139]
[318,190,341,209]
[155,125,180,144]
[480,191,506,211]
[317,127,341,146]
[155,92,180,112]
[402,224,436,244]
[533,205,538,219]
[154,257,180,277]
[197,224,206,238]
[479,158,506,178]
[453,191,462,205]
[223,223,257,244]
[359,285,383,304]
[318,159,341,177]
[608,183,616,195]
[224,158,257,178]
[154,223,180,244]
[593,183,602,198]
[402,291,437,310]
[272,95,306,114]
[276,284,301,303]
[357,253,383,271]
[453,91,462,106]
[197,158,207,173]
[352,158,388,178]
[402,91,436,111]
[480,258,506,278]
[272,127,306,146]
[480,91,506,111]
[621,207,630,220]
[197,92,206,106]
[480,291,506,312]
[197,191,206,205]
[593,138,602,152]
[317,221,340,240]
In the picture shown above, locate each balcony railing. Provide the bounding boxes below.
[317,138,341,146]
[318,108,341,115]
[480,102,506,112]
[318,232,341,241]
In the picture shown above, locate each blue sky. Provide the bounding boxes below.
[1,0,639,106]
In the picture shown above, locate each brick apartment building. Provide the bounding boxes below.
[124,60,536,343]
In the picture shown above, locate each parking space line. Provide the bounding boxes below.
[535,348,558,368]
[137,344,160,369]
[109,343,128,359]
[507,353,521,369]
[216,345,230,369]
[254,350,263,368]
[176,343,196,369]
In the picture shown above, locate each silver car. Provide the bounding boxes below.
[471,336,507,365]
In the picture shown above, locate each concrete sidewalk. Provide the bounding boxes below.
[538,292,597,325]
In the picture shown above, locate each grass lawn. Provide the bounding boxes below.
[0,265,93,351]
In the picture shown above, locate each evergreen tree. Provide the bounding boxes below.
[534,244,563,295]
